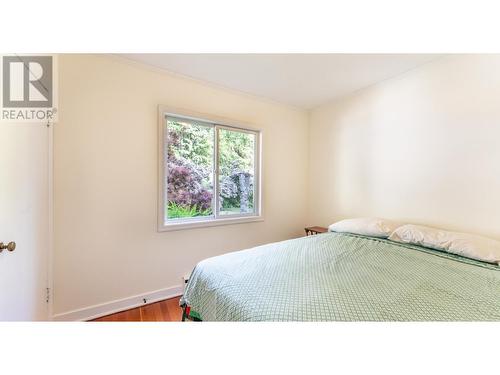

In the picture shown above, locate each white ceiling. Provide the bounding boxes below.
[120,54,441,109]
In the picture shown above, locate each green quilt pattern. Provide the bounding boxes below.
[180,233,500,321]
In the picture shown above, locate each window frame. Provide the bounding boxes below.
[158,106,263,232]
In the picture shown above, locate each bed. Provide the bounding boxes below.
[180,232,500,321]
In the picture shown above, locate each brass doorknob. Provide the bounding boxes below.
[0,242,16,252]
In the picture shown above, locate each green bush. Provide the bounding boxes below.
[167,201,213,219]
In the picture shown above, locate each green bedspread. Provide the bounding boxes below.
[180,232,500,321]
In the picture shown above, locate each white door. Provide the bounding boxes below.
[0,123,50,321]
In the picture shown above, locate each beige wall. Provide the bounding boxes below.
[54,55,309,315]
[309,55,500,239]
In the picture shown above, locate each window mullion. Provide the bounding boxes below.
[214,125,220,219]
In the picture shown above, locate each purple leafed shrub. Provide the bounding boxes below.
[167,131,213,211]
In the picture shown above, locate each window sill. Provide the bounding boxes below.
[158,215,264,232]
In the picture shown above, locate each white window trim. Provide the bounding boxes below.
[158,105,263,232]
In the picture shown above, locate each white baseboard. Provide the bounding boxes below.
[52,284,183,321]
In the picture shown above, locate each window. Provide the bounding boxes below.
[159,109,261,231]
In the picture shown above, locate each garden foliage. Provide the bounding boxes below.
[166,119,254,218]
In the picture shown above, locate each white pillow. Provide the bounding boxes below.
[389,224,500,265]
[328,217,402,238]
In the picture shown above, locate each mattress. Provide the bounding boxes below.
[180,232,500,321]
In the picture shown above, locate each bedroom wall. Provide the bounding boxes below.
[309,54,500,239]
[54,54,309,318]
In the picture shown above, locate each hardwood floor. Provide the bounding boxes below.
[91,296,183,322]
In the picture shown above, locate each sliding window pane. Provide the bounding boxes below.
[218,128,256,216]
[166,117,214,221]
